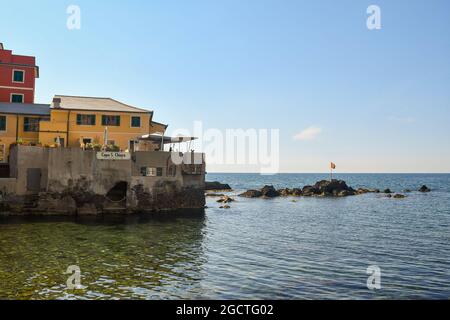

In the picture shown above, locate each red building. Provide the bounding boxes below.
[0,43,39,104]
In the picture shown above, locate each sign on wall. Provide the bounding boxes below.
[96,152,131,160]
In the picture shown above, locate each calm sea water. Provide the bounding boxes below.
[0,173,449,299]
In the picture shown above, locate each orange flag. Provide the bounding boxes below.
[331,162,336,169]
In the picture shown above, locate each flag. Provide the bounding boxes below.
[331,162,336,170]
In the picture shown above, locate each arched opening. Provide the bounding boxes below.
[106,181,128,202]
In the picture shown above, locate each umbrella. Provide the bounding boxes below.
[103,127,108,146]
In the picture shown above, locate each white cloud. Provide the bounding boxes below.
[293,126,322,141]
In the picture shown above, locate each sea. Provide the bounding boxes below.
[0,173,449,299]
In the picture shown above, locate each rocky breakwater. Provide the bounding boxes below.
[239,179,389,199]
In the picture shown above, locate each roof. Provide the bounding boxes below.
[150,120,168,128]
[52,95,152,113]
[0,103,50,116]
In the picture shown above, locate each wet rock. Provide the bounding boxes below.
[291,188,303,196]
[419,185,431,193]
[386,194,392,198]
[220,205,231,209]
[404,189,412,193]
[302,186,318,196]
[384,189,392,194]
[278,188,292,197]
[217,196,235,203]
[206,193,225,197]
[261,185,280,198]
[393,194,406,199]
[338,190,355,197]
[77,203,99,215]
[239,190,263,198]
[205,181,232,191]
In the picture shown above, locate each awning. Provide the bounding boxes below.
[138,134,198,144]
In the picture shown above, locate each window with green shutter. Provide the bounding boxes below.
[13,70,24,83]
[77,114,96,125]
[102,115,120,126]
[131,116,141,128]
[11,94,24,103]
[0,116,6,131]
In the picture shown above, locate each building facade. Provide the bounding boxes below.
[0,43,39,104]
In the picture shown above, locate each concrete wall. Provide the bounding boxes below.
[1,146,206,214]
[9,145,49,195]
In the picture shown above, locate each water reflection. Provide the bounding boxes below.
[0,210,206,299]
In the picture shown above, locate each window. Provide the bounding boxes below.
[24,117,40,132]
[11,94,24,103]
[13,70,24,83]
[82,138,92,144]
[140,167,163,177]
[76,114,96,125]
[102,115,120,126]
[0,116,6,131]
[131,116,141,128]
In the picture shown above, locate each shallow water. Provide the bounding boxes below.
[0,173,449,299]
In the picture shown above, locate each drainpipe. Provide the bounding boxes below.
[15,114,19,141]
[66,110,71,147]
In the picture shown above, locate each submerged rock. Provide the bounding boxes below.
[384,189,392,194]
[239,189,263,198]
[205,193,225,197]
[393,194,406,199]
[419,185,431,193]
[219,205,231,209]
[205,181,232,191]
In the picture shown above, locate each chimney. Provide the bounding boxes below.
[52,97,62,108]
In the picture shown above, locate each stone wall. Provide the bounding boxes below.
[0,146,205,216]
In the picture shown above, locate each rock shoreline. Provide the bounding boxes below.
[236,180,431,199]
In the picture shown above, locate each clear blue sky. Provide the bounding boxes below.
[2,0,450,172]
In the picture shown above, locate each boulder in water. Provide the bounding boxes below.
[419,185,431,193]
[239,190,263,198]
[393,194,406,199]
[261,185,280,198]
[205,181,232,191]
[384,189,392,194]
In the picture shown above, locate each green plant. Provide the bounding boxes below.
[106,144,120,152]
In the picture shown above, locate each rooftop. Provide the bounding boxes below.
[52,95,153,113]
[0,103,50,116]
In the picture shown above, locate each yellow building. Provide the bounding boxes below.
[0,95,167,163]
[0,103,50,162]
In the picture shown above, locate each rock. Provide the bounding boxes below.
[278,188,292,197]
[291,188,303,196]
[205,193,225,197]
[311,180,354,197]
[419,185,431,193]
[338,190,355,197]
[217,196,235,203]
[205,181,232,191]
[404,189,412,193]
[261,185,280,198]
[239,190,263,198]
[384,189,392,194]
[386,194,392,198]
[220,205,231,209]
[393,194,406,199]
[302,186,318,196]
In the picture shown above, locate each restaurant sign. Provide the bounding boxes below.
[96,152,131,160]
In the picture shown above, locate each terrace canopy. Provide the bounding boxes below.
[138,134,197,145]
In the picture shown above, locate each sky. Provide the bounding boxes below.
[1,0,450,173]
